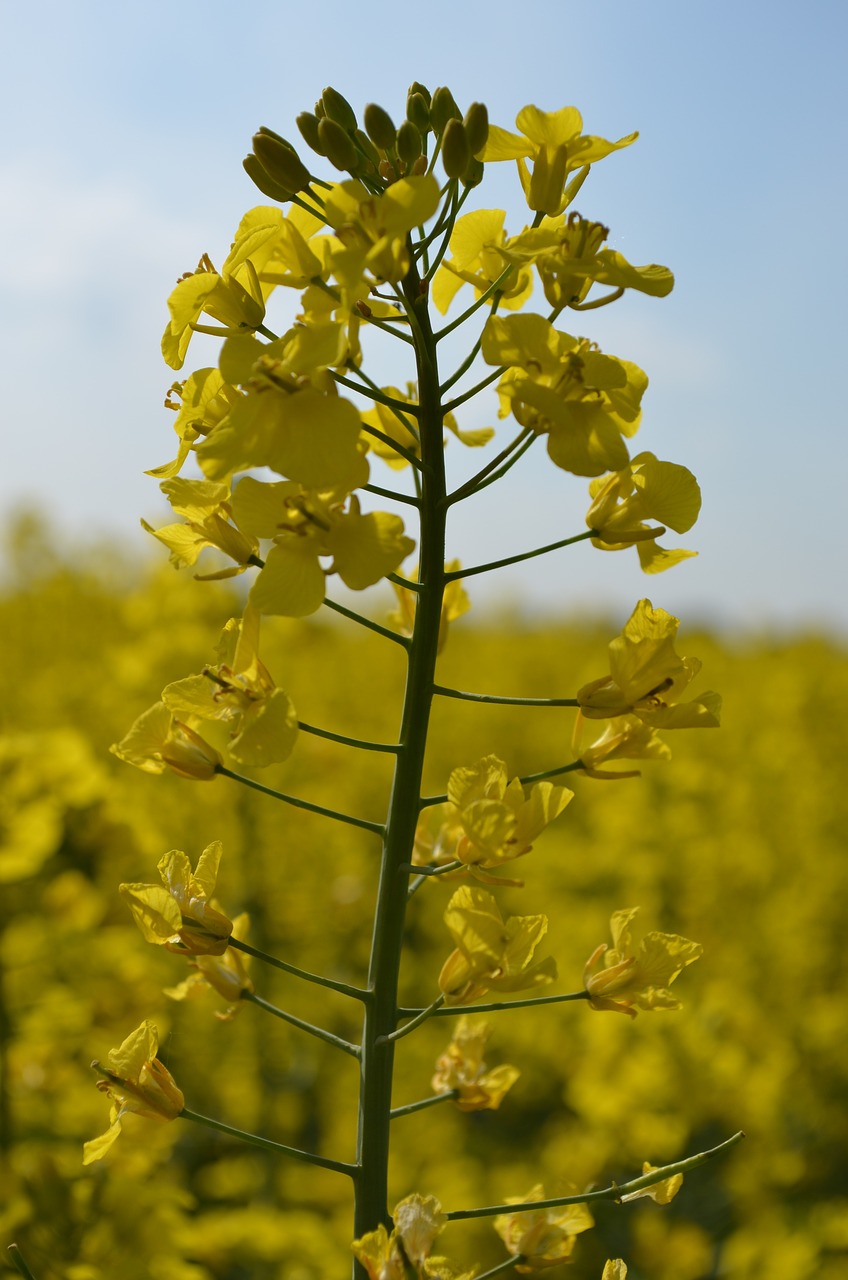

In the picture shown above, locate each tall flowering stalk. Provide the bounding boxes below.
[97,82,740,1278]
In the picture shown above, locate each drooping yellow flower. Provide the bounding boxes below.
[482,313,646,477]
[586,452,700,574]
[352,1193,455,1280]
[572,710,671,779]
[162,253,266,371]
[84,1021,184,1164]
[494,1187,594,1271]
[161,608,299,767]
[388,560,470,653]
[583,907,702,1017]
[120,840,233,956]
[432,1017,520,1112]
[142,476,260,580]
[148,368,243,480]
[431,208,534,315]
[620,1164,684,1204]
[439,886,557,1006]
[110,702,222,780]
[577,599,722,728]
[166,912,254,1020]
[483,104,637,215]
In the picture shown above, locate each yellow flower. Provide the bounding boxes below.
[482,313,646,477]
[84,1021,184,1164]
[601,1263,628,1280]
[586,452,701,574]
[483,104,637,215]
[431,208,534,315]
[110,701,222,780]
[142,476,260,580]
[120,840,233,956]
[494,1187,594,1271]
[572,710,671,779]
[620,1164,684,1204]
[577,599,722,728]
[352,1193,452,1279]
[162,252,266,371]
[321,175,440,286]
[583,907,702,1017]
[438,886,557,1006]
[432,1017,520,1112]
[162,608,299,768]
[166,912,254,1020]
[388,560,470,653]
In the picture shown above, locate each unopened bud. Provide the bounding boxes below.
[406,91,430,133]
[397,119,422,168]
[462,156,485,189]
[243,153,292,202]
[318,117,359,172]
[355,129,381,168]
[321,86,358,133]
[251,131,312,194]
[441,118,469,179]
[296,111,325,155]
[363,102,396,152]
[463,102,489,157]
[430,86,461,135]
[408,81,431,106]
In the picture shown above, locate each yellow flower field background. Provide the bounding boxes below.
[2,518,845,1280]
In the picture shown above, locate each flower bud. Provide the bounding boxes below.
[243,153,292,202]
[320,86,358,133]
[462,156,485,189]
[408,80,431,105]
[430,86,461,135]
[296,111,325,155]
[251,130,312,194]
[355,128,381,169]
[397,119,422,168]
[440,119,470,179]
[364,102,396,152]
[463,102,489,157]
[406,91,430,133]
[318,117,360,172]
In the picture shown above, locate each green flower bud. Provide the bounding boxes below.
[408,81,431,106]
[297,112,325,155]
[251,131,312,194]
[318,117,360,173]
[462,156,485,189]
[463,102,489,157]
[440,118,469,179]
[243,153,292,203]
[406,92,430,134]
[430,86,461,136]
[314,98,326,118]
[397,119,422,168]
[363,103,396,152]
[354,129,381,168]
[320,86,358,133]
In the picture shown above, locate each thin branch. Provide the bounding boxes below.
[323,596,411,647]
[376,995,446,1045]
[241,990,360,1058]
[406,860,464,898]
[475,1258,526,1279]
[387,572,422,593]
[447,531,595,581]
[446,428,532,506]
[7,1246,39,1280]
[442,365,504,416]
[390,1090,458,1119]
[298,719,402,754]
[333,371,421,417]
[432,686,579,708]
[435,260,518,342]
[363,482,421,508]
[570,286,625,311]
[449,431,538,504]
[444,1131,746,1221]
[398,991,591,1018]
[180,1105,358,1177]
[216,765,385,836]
[229,938,368,1001]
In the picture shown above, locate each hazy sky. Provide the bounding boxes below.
[2,1,846,634]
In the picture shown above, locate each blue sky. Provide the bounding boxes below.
[2,0,846,633]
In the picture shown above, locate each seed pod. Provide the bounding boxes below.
[318,117,360,172]
[363,103,397,152]
[440,118,469,179]
[430,86,461,136]
[243,153,292,202]
[296,112,325,155]
[463,102,489,157]
[397,119,422,168]
[320,86,358,133]
[251,131,312,193]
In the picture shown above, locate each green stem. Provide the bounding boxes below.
[398,991,591,1017]
[435,260,518,342]
[390,1090,457,1119]
[298,720,402,754]
[323,597,411,647]
[518,761,583,785]
[7,1246,39,1280]
[378,995,445,1044]
[476,1258,525,1279]
[242,989,360,1058]
[229,938,368,1001]
[363,482,421,507]
[180,1105,358,1177]
[463,431,538,498]
[216,765,385,836]
[447,429,535,505]
[444,1131,746,1221]
[432,686,579,708]
[447,531,595,580]
[333,372,421,417]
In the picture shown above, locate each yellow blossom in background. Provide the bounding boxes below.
[110,701,221,780]
[583,907,702,1017]
[84,1021,184,1164]
[389,559,470,653]
[601,1263,628,1280]
[586,451,701,574]
[577,599,722,728]
[432,1016,520,1112]
[119,840,233,956]
[494,1186,594,1271]
[620,1163,684,1204]
[438,886,557,1005]
[166,912,254,1020]
[162,608,299,767]
[483,104,636,215]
